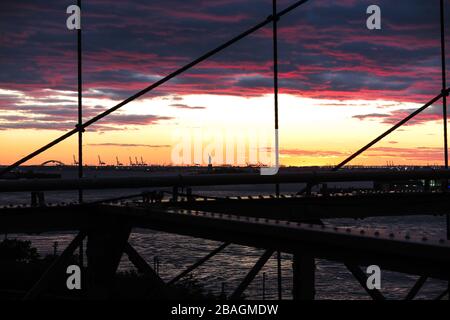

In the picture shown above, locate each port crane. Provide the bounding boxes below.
[98,155,106,166]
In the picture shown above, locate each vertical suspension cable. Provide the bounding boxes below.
[77,0,83,203]
[76,0,84,272]
[273,0,280,196]
[440,0,450,240]
[439,1,450,300]
[441,0,448,169]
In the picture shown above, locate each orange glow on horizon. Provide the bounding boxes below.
[0,93,446,167]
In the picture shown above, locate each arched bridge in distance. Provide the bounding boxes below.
[40,160,66,166]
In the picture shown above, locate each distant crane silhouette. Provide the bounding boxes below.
[116,156,123,166]
[98,155,106,166]
[135,156,140,166]
[129,156,134,166]
[73,155,78,166]
[141,156,147,166]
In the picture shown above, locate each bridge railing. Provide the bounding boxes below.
[1,169,450,193]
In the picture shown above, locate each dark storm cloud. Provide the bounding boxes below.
[0,87,173,130]
[0,0,448,129]
[352,104,443,125]
[0,112,172,131]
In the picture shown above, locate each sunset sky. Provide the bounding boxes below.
[0,0,449,167]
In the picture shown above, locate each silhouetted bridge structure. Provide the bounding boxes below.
[1,170,450,300]
[1,0,450,300]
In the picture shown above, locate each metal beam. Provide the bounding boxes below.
[292,254,315,300]
[230,250,274,299]
[434,288,449,300]
[123,242,167,296]
[172,191,450,220]
[404,275,427,300]
[86,224,131,298]
[168,242,230,285]
[4,169,450,192]
[6,192,450,234]
[99,205,450,280]
[123,243,165,286]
